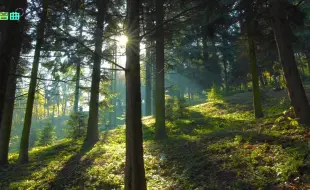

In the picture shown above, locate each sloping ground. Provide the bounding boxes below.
[225,78,310,106]
[1,91,310,189]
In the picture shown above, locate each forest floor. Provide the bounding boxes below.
[1,85,310,189]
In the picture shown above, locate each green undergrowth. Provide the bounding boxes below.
[1,94,310,189]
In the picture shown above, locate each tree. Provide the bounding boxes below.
[73,0,85,113]
[66,109,88,139]
[0,0,27,126]
[154,0,167,139]
[18,0,48,164]
[246,11,264,118]
[270,0,310,125]
[0,0,27,165]
[124,0,147,188]
[144,5,153,116]
[37,122,56,146]
[84,0,106,146]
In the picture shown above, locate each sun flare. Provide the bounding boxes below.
[117,35,128,46]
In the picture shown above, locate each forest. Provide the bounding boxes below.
[0,0,310,189]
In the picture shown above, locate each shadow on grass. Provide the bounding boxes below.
[0,131,120,189]
[48,132,119,189]
[146,108,310,189]
[0,139,81,188]
[47,143,95,189]
[142,123,155,141]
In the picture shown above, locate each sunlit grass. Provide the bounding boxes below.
[1,89,310,189]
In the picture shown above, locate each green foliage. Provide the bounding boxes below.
[205,83,222,101]
[3,87,310,189]
[166,97,187,120]
[177,98,186,117]
[66,112,88,139]
[37,122,56,146]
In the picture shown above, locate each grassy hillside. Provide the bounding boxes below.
[1,88,310,189]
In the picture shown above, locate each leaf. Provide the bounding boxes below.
[275,116,284,123]
[290,120,299,127]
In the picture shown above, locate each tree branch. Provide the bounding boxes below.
[140,3,202,40]
[12,74,74,83]
[51,23,126,71]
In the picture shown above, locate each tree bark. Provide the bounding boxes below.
[124,0,147,189]
[151,41,156,115]
[246,15,264,118]
[202,31,209,70]
[0,15,9,128]
[74,61,81,112]
[61,83,68,116]
[0,0,25,127]
[85,0,105,146]
[145,41,152,116]
[0,53,21,166]
[155,0,167,139]
[145,6,153,116]
[112,45,117,126]
[73,1,84,113]
[270,0,310,125]
[109,45,117,127]
[18,0,47,164]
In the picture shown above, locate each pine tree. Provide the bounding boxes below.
[84,0,106,146]
[0,4,26,164]
[124,0,147,188]
[18,0,48,164]
[154,0,167,140]
[270,0,310,125]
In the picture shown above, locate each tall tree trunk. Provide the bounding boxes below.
[145,6,152,116]
[18,0,47,164]
[151,41,156,115]
[246,16,264,118]
[109,69,114,127]
[0,59,17,166]
[113,46,117,126]
[145,42,152,116]
[0,17,9,128]
[85,0,105,146]
[62,83,67,116]
[202,33,209,70]
[73,1,84,113]
[0,29,23,166]
[0,0,25,127]
[155,0,167,139]
[109,46,117,127]
[74,62,81,112]
[270,0,310,125]
[52,104,55,125]
[124,0,147,189]
[57,99,60,117]
[0,45,8,129]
